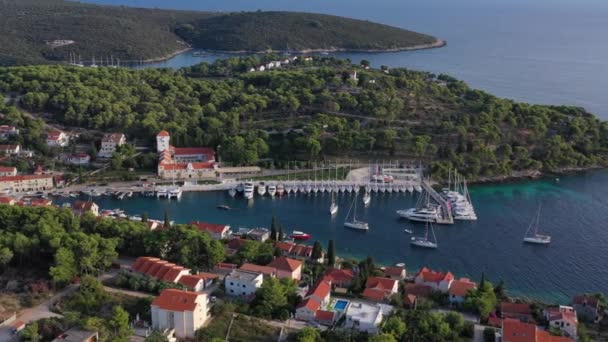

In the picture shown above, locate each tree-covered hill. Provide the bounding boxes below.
[175,11,440,52]
[1,56,606,181]
[0,0,440,66]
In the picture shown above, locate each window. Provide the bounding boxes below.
[230,289,234,293]
[243,284,246,288]
[230,282,233,286]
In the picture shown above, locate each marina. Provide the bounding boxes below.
[49,170,608,303]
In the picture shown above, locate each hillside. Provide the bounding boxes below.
[0,0,441,66]
[1,56,606,181]
[175,11,441,52]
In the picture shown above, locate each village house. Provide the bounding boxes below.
[225,238,249,255]
[98,133,126,158]
[72,201,99,216]
[448,278,477,304]
[190,221,231,240]
[274,241,322,263]
[177,273,218,292]
[0,174,54,193]
[405,283,433,298]
[344,302,387,333]
[572,295,601,322]
[66,153,91,165]
[131,257,191,284]
[544,306,578,338]
[323,268,354,288]
[362,277,399,302]
[0,166,17,177]
[403,294,418,309]
[0,144,20,155]
[501,302,534,323]
[225,269,263,298]
[239,263,276,278]
[0,125,19,140]
[315,310,336,326]
[151,289,210,340]
[47,131,69,147]
[213,262,238,276]
[414,267,454,292]
[51,327,99,342]
[247,228,270,242]
[501,318,573,342]
[383,266,406,280]
[0,196,15,205]
[295,280,331,321]
[156,130,217,180]
[267,256,303,281]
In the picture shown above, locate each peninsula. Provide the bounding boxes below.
[0,0,442,66]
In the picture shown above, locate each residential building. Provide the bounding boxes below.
[268,256,303,281]
[131,257,191,284]
[501,302,534,323]
[247,228,270,242]
[0,196,15,205]
[295,279,332,321]
[239,263,276,278]
[362,277,399,302]
[98,133,126,158]
[344,302,385,333]
[274,241,322,262]
[158,161,216,180]
[384,266,406,280]
[544,306,578,338]
[572,295,601,322]
[501,318,573,342]
[0,144,20,155]
[173,147,215,163]
[156,130,217,179]
[0,166,17,177]
[225,238,249,255]
[72,201,99,216]
[0,175,53,193]
[190,221,230,240]
[156,130,171,152]
[213,262,238,275]
[405,283,433,298]
[177,274,214,292]
[403,294,418,309]
[414,267,454,292]
[47,131,69,147]
[51,327,98,342]
[322,268,354,288]
[151,289,210,340]
[225,269,263,298]
[66,153,90,165]
[0,125,19,140]
[315,310,336,326]
[449,278,477,304]
[305,280,332,306]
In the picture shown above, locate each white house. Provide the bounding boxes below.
[156,130,171,153]
[344,302,385,333]
[190,221,231,240]
[268,256,303,281]
[225,270,263,298]
[0,126,19,140]
[47,131,69,147]
[295,280,331,321]
[0,144,20,155]
[66,153,91,165]
[151,289,210,340]
[544,306,578,338]
[178,274,211,292]
[414,267,454,293]
[0,167,17,177]
[258,65,266,72]
[448,278,477,304]
[98,133,126,158]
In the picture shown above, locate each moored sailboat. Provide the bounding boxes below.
[410,221,438,248]
[344,192,369,230]
[523,204,551,245]
[330,191,339,215]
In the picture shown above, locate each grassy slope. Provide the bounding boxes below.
[176,11,439,52]
[0,0,440,65]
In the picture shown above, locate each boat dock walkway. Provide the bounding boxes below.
[421,180,454,224]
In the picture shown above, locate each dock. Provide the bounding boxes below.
[421,180,453,224]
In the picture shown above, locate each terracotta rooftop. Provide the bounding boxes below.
[191,221,229,234]
[297,297,321,312]
[268,256,302,272]
[157,130,170,137]
[416,267,454,283]
[449,278,477,297]
[152,289,201,312]
[239,263,276,276]
[177,274,205,289]
[384,266,406,277]
[306,280,331,300]
[102,133,125,143]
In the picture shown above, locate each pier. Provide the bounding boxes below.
[421,180,454,224]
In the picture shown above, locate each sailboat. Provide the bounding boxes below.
[362,191,371,206]
[410,221,438,248]
[344,193,369,230]
[523,204,551,244]
[228,188,237,197]
[329,191,338,215]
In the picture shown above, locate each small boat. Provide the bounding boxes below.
[407,185,414,193]
[290,230,311,240]
[410,222,438,249]
[61,203,71,208]
[344,192,369,230]
[244,182,254,199]
[330,191,338,215]
[268,185,277,197]
[217,205,231,210]
[236,183,245,192]
[414,185,422,193]
[228,188,237,197]
[523,204,551,245]
[363,192,371,206]
[404,229,413,234]
[126,191,133,198]
[257,183,267,196]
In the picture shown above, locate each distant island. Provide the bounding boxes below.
[0,0,443,66]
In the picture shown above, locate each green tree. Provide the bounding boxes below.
[369,333,397,342]
[21,322,40,342]
[50,247,77,285]
[270,215,278,241]
[382,316,406,339]
[327,240,335,266]
[163,209,170,228]
[311,240,323,261]
[110,306,132,342]
[145,331,169,342]
[297,327,321,342]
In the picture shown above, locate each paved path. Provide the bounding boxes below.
[103,286,153,299]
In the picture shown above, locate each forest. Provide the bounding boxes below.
[1,56,607,180]
[0,0,436,65]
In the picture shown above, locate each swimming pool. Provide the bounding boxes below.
[332,299,349,311]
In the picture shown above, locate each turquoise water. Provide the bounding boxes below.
[58,170,608,303]
[84,0,608,118]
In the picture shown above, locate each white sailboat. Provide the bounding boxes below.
[268,184,277,197]
[257,183,267,196]
[523,204,551,245]
[329,191,338,215]
[277,184,285,196]
[344,192,369,230]
[410,221,438,248]
[363,191,371,206]
[243,182,254,199]
[228,188,237,197]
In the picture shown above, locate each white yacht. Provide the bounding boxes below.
[244,182,254,199]
[410,222,438,249]
[414,185,422,193]
[407,185,414,193]
[397,206,439,223]
[257,183,267,196]
[169,187,182,200]
[524,204,551,245]
[268,185,277,197]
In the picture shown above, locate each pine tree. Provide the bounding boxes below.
[327,239,335,266]
[278,224,284,241]
[142,212,148,223]
[270,215,278,241]
[480,271,486,286]
[311,240,323,261]
[163,209,170,228]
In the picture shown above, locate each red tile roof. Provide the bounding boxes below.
[384,266,405,278]
[0,144,18,150]
[160,162,215,170]
[449,278,477,297]
[363,287,388,301]
[173,147,215,156]
[152,289,201,312]
[239,263,276,276]
[0,196,14,204]
[275,241,295,253]
[215,262,238,270]
[502,318,573,342]
[162,266,188,282]
[323,268,354,284]
[191,221,228,234]
[132,256,159,272]
[306,280,331,300]
[366,277,398,291]
[197,272,219,280]
[501,302,533,316]
[416,267,454,283]
[405,283,433,297]
[226,238,248,250]
[315,310,335,322]
[0,175,52,182]
[404,294,417,306]
[72,201,96,211]
[177,275,205,289]
[268,256,302,272]
[47,131,65,140]
[102,133,125,143]
[297,297,321,312]
[0,166,16,173]
[572,295,599,307]
[157,130,170,137]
